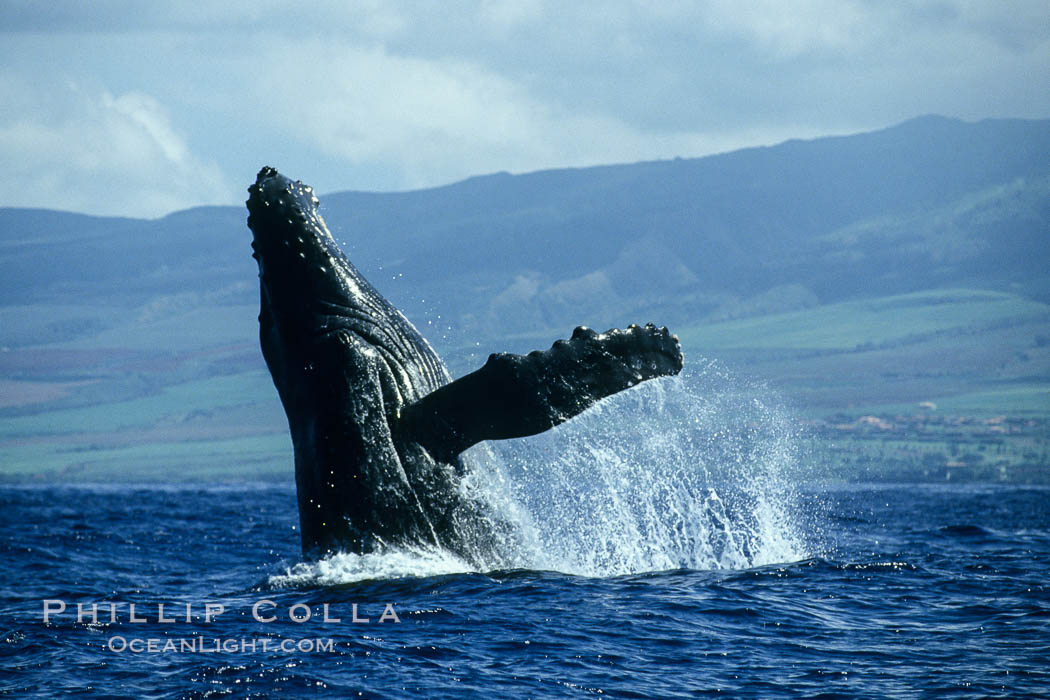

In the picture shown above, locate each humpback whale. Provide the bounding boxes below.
[247,167,683,561]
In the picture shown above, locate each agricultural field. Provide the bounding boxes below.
[678,290,1049,483]
[0,287,1046,483]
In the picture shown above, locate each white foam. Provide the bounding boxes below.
[268,544,476,588]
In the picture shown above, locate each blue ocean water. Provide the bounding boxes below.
[2,380,1049,698]
[3,483,1049,698]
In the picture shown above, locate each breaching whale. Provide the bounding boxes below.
[247,167,683,561]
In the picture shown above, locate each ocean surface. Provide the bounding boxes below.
[2,380,1049,698]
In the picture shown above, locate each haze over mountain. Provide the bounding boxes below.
[2,115,1047,354]
[1,115,1048,482]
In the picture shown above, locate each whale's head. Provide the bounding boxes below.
[247,167,357,337]
[246,167,448,414]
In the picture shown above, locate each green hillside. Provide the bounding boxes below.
[1,287,1046,483]
[679,290,1049,351]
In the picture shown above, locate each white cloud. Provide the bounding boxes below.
[244,39,793,191]
[0,1,1046,214]
[696,0,875,57]
[0,78,234,217]
[103,92,189,164]
[478,0,546,32]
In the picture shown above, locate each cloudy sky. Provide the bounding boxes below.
[1,0,1047,218]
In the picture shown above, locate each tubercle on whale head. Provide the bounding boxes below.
[246,166,324,259]
[245,167,360,320]
[246,166,320,220]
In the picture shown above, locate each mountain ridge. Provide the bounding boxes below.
[1,114,1047,331]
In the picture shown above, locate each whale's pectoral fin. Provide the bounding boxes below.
[397,323,683,461]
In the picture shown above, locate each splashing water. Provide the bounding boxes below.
[477,362,810,576]
[271,362,811,585]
